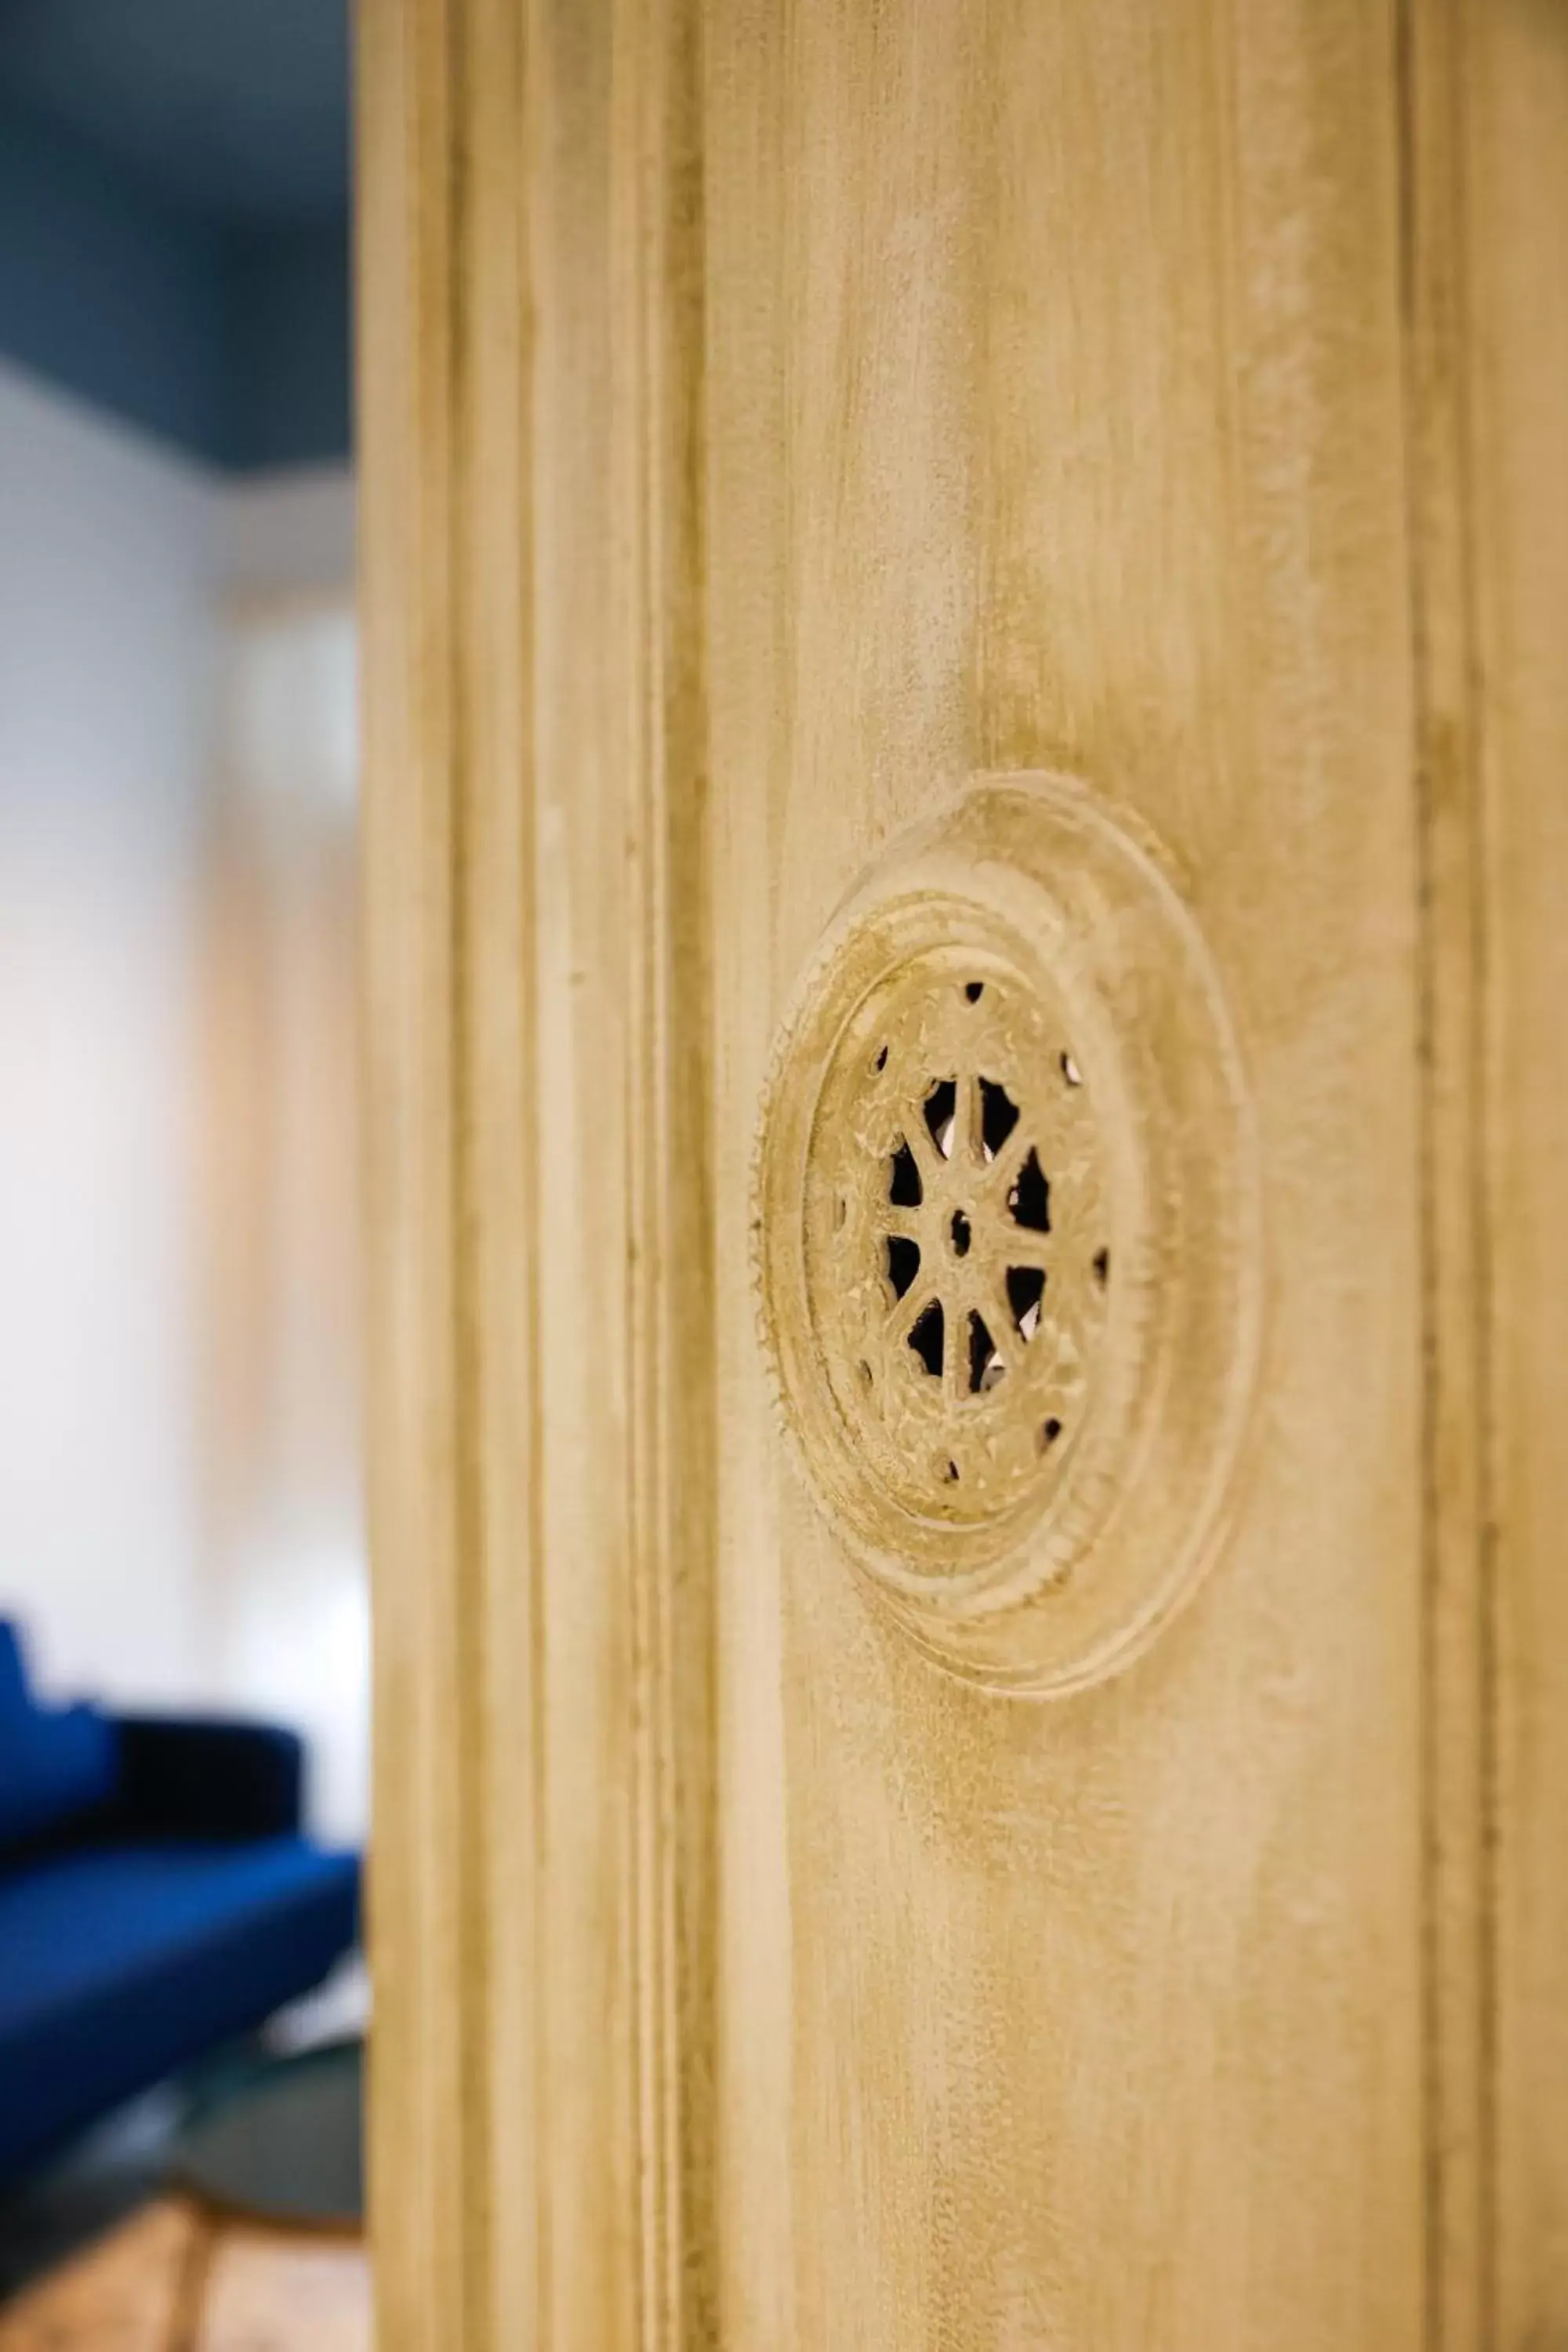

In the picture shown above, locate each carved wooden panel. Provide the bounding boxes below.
[359,0,1567,2345]
[755,774,1258,1692]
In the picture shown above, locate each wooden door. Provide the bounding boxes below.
[358,1,1568,2347]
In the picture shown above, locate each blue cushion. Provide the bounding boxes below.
[0,1621,119,1853]
[0,1836,360,2178]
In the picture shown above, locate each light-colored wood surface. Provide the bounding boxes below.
[0,2205,197,2352]
[358,0,1567,2345]
[0,2205,368,2352]
[706,5,1421,2345]
[360,2,713,2347]
[1400,0,1494,2332]
[1460,1,1568,2339]
[198,2228,370,2352]
[358,6,516,2349]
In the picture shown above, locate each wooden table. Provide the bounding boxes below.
[0,2198,368,2352]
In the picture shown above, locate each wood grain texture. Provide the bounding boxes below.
[358,8,486,2349]
[359,2,713,2348]
[0,2207,369,2352]
[359,0,1566,2343]
[1399,0,1496,2336]
[1456,2,1568,2339]
[706,2,1423,2344]
[0,2205,199,2352]
[197,2230,370,2352]
[1402,5,1568,2341]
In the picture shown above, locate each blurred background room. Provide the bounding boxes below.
[0,2,367,2340]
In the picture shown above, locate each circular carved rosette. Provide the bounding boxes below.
[753,773,1260,1695]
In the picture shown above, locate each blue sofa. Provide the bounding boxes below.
[0,1620,360,2183]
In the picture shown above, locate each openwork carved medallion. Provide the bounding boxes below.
[809,951,1110,1524]
[754,775,1259,1695]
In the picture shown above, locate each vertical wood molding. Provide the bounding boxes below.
[360,0,713,2346]
[1403,2,1568,2340]
[612,1,717,2345]
[1398,0,1496,2341]
[1453,2,1568,2339]
[359,5,485,2347]
[458,2,541,2347]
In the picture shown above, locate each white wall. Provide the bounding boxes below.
[0,357,365,1840]
[223,467,356,603]
[0,359,219,1709]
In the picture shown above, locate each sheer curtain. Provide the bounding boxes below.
[201,593,366,1846]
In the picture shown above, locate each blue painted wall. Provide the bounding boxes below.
[226,222,351,473]
[0,0,350,226]
[0,8,350,474]
[0,96,230,461]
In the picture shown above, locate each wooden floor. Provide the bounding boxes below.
[0,2199,368,2352]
